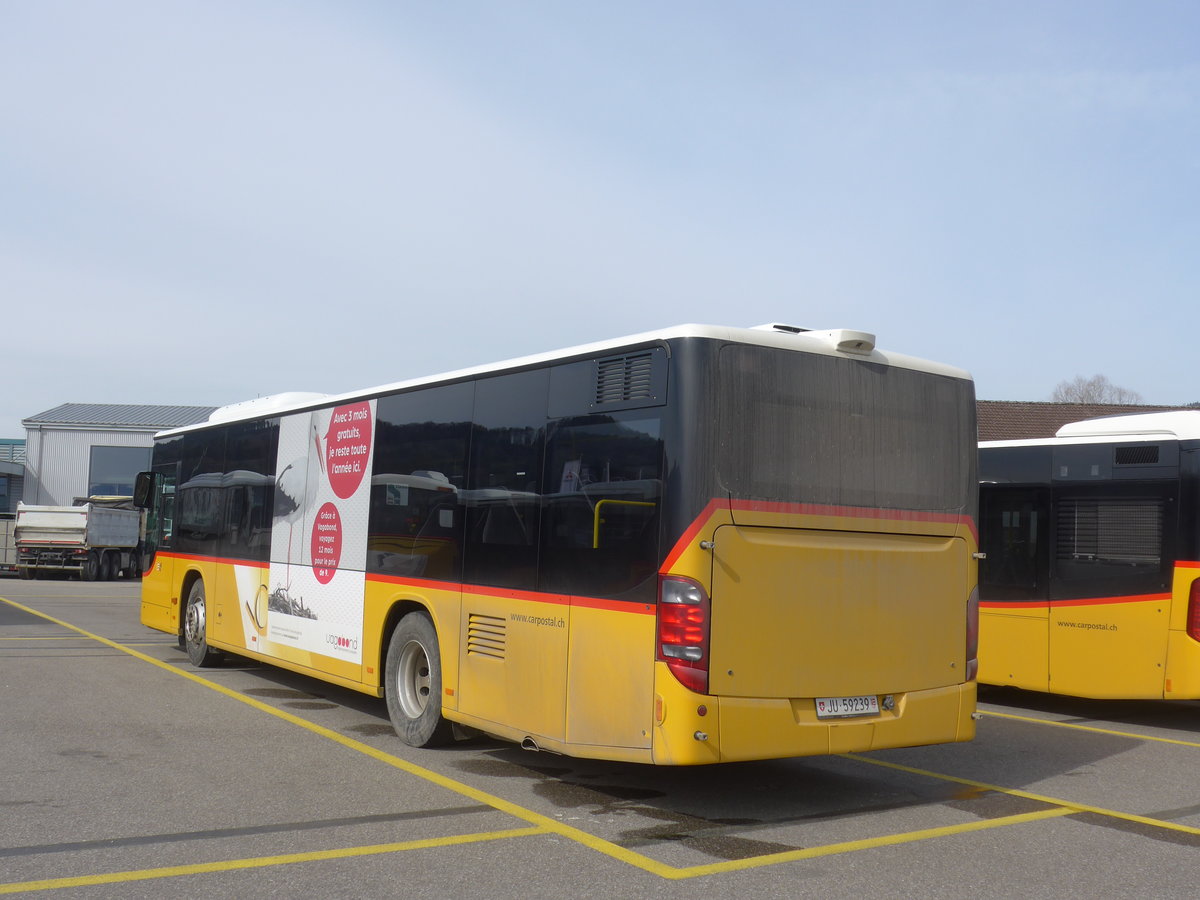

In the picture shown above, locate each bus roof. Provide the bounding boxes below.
[165,322,973,437]
[981,410,1200,448]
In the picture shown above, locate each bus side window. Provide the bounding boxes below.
[1050,485,1174,599]
[367,383,472,581]
[462,370,548,591]
[979,487,1049,602]
[540,414,663,600]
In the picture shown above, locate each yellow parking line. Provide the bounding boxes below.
[981,709,1200,749]
[0,827,545,895]
[0,637,86,640]
[0,597,678,878]
[848,754,1200,837]
[0,596,1158,883]
[668,807,1074,878]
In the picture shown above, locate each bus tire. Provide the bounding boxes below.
[183,579,223,668]
[385,611,453,748]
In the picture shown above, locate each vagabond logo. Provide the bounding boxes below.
[325,633,359,651]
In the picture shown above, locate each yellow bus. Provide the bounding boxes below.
[134,323,979,764]
[978,411,1200,699]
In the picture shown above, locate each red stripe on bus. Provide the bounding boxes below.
[159,552,269,568]
[370,572,460,592]
[568,595,656,615]
[981,593,1170,611]
[660,498,977,573]
[368,574,654,615]
[730,498,976,536]
[659,497,727,573]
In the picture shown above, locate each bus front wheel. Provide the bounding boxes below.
[385,612,453,748]
[183,580,223,668]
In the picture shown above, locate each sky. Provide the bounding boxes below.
[2,1,1198,438]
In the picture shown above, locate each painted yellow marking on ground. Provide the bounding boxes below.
[0,595,1132,883]
[0,636,101,641]
[981,709,1200,749]
[665,807,1075,879]
[848,754,1200,837]
[0,827,544,895]
[0,597,678,878]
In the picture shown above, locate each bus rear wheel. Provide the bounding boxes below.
[183,580,223,668]
[385,611,453,748]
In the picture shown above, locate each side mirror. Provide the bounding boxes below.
[133,471,158,509]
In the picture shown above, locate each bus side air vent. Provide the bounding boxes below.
[1115,446,1159,465]
[595,352,656,404]
[466,613,506,660]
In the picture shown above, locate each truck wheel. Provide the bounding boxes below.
[384,611,453,748]
[99,552,113,581]
[127,550,141,579]
[17,566,31,580]
[83,551,100,582]
[183,580,223,668]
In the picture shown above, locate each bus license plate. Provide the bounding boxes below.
[815,695,879,719]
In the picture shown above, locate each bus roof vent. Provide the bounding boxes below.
[595,352,656,404]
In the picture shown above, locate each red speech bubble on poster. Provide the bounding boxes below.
[325,401,372,499]
[311,502,342,584]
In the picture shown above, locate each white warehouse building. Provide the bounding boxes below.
[21,403,217,506]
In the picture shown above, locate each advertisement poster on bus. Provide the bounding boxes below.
[239,400,375,664]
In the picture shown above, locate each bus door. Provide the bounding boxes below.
[978,487,1050,691]
[1047,483,1175,698]
[457,371,568,746]
[138,463,181,635]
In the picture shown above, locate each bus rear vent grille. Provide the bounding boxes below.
[466,613,506,660]
[595,353,655,404]
[1115,446,1159,465]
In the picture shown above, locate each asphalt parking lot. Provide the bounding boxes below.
[3,578,1199,899]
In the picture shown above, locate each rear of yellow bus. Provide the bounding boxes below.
[649,330,978,764]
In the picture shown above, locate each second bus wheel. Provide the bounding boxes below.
[183,579,224,668]
[385,611,453,748]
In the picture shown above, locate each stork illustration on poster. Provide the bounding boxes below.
[247,400,375,664]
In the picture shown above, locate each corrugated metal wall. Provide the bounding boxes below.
[23,428,154,506]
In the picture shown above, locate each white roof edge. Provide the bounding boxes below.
[158,322,973,436]
[206,392,332,424]
[982,410,1200,448]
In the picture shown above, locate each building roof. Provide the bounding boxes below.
[977,400,1193,442]
[22,403,218,430]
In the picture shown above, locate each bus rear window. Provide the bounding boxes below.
[717,345,974,512]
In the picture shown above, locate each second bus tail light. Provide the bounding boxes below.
[657,575,710,694]
[1188,579,1200,643]
[966,586,980,680]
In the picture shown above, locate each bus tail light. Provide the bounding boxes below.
[965,586,979,681]
[1188,580,1200,643]
[657,575,710,694]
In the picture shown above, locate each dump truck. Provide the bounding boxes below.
[15,500,143,580]
[0,514,14,575]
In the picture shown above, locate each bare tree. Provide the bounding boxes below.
[1051,374,1143,404]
